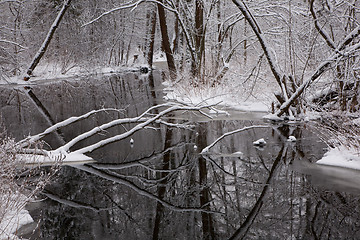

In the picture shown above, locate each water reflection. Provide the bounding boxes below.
[1,72,360,239]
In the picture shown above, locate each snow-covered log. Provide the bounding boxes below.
[18,108,121,148]
[17,103,212,165]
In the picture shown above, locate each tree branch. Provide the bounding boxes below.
[232,0,283,89]
[309,0,336,49]
[201,125,269,154]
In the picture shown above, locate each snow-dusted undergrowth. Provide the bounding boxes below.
[1,62,146,85]
[0,137,56,239]
[163,68,276,113]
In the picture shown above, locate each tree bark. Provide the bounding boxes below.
[146,6,157,68]
[157,0,177,80]
[192,0,205,79]
[24,0,72,81]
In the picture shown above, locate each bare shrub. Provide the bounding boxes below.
[0,134,58,239]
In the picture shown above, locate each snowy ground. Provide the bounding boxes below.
[0,194,33,240]
[0,62,146,86]
[163,76,274,113]
[317,146,360,170]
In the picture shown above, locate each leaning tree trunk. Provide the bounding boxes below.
[24,0,72,81]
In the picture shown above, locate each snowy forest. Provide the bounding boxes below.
[1,0,360,115]
[1,0,360,239]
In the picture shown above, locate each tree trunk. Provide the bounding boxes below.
[229,146,285,240]
[146,6,157,68]
[157,0,177,80]
[24,0,72,81]
[172,0,180,54]
[192,0,205,79]
[197,124,216,240]
[152,124,172,240]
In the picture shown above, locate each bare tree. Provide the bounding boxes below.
[157,0,177,80]
[23,0,72,81]
[232,0,360,117]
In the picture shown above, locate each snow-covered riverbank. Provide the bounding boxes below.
[0,194,33,240]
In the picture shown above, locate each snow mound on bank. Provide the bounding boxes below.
[0,194,33,240]
[317,146,360,170]
[163,76,274,113]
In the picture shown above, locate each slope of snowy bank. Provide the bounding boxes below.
[0,194,33,240]
[163,79,273,113]
[0,63,148,86]
[317,146,360,170]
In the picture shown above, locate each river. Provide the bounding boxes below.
[1,71,360,239]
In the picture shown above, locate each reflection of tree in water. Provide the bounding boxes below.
[29,120,360,239]
[12,74,360,239]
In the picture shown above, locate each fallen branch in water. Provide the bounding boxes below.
[17,103,213,164]
[201,125,269,154]
[17,108,122,148]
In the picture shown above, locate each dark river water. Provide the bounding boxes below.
[1,71,360,239]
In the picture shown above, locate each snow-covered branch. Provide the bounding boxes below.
[73,103,212,154]
[232,0,283,87]
[18,103,212,165]
[18,108,121,148]
[309,0,336,50]
[24,0,72,80]
[82,0,146,27]
[0,40,27,49]
[275,28,360,116]
[201,125,269,154]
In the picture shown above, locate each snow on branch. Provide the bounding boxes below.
[201,125,269,154]
[337,26,360,51]
[275,31,360,117]
[73,103,212,154]
[17,108,122,148]
[17,103,213,165]
[0,40,27,49]
[82,0,146,27]
[24,0,72,80]
[309,0,336,50]
[232,0,283,87]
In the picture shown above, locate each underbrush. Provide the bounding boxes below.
[0,136,57,239]
[163,69,276,112]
